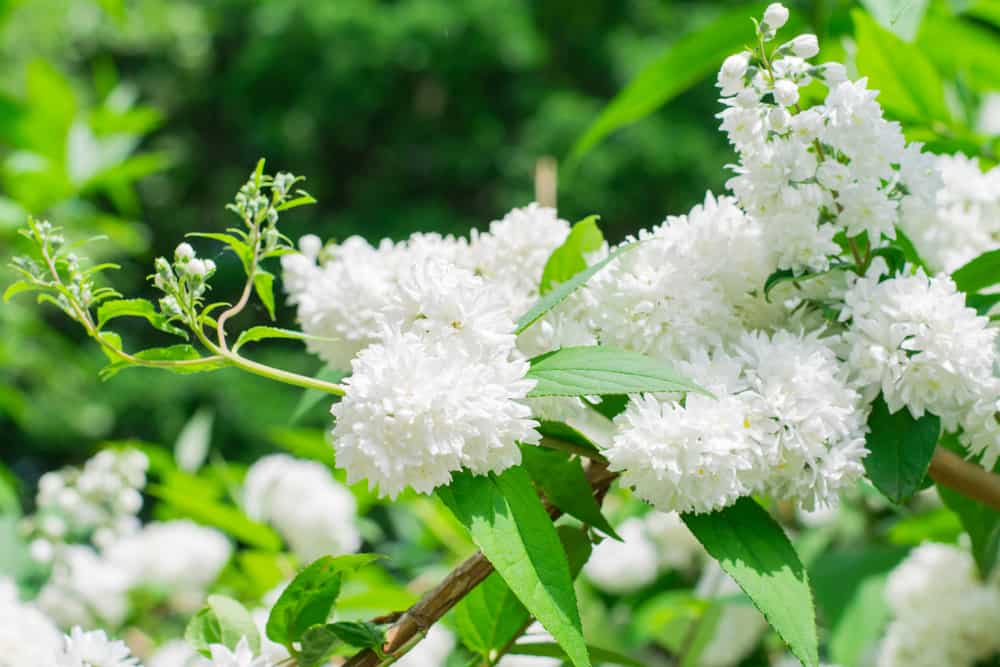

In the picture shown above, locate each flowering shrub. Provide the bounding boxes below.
[4,4,1000,667]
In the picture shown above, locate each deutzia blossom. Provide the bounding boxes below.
[841,267,998,435]
[583,518,660,593]
[38,545,132,627]
[0,578,61,666]
[243,454,360,561]
[56,627,140,667]
[208,638,272,667]
[331,329,539,498]
[104,520,232,592]
[149,641,210,667]
[879,543,1000,667]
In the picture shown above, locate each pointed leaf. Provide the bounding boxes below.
[863,394,941,504]
[682,498,819,667]
[254,271,276,320]
[97,298,188,337]
[952,248,1000,295]
[438,469,591,667]
[233,325,329,352]
[540,215,604,295]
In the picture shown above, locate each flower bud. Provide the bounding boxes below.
[186,258,208,278]
[174,242,195,263]
[773,78,800,106]
[819,62,848,86]
[763,3,789,30]
[298,234,323,259]
[789,34,819,58]
[718,52,750,95]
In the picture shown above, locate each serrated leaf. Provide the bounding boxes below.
[520,445,620,539]
[540,215,604,295]
[525,346,709,398]
[452,525,592,660]
[266,554,381,648]
[516,242,637,334]
[438,469,591,667]
[187,232,254,274]
[254,271,276,320]
[863,394,941,504]
[682,498,819,667]
[97,298,187,337]
[569,3,778,162]
[507,642,645,667]
[99,345,225,379]
[208,594,260,654]
[952,248,1000,294]
[233,326,322,352]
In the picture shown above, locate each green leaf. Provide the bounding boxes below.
[254,271,276,320]
[187,232,254,273]
[937,437,1000,578]
[97,298,188,337]
[967,293,1000,317]
[507,642,645,667]
[540,215,604,295]
[828,575,891,666]
[2,281,41,302]
[525,346,709,398]
[326,621,386,650]
[208,594,260,654]
[99,345,225,379]
[275,194,318,211]
[452,525,592,660]
[147,482,282,550]
[536,421,602,456]
[853,9,951,124]
[891,226,929,273]
[266,554,381,648]
[682,498,819,667]
[516,242,637,334]
[860,0,930,41]
[298,625,342,667]
[763,264,854,302]
[233,326,323,352]
[185,608,222,657]
[438,469,591,667]
[570,3,775,162]
[952,249,1000,294]
[863,394,941,504]
[520,445,620,539]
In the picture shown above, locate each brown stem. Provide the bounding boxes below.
[343,463,618,667]
[928,447,1000,512]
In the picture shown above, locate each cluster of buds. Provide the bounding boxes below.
[227,168,306,256]
[24,449,149,561]
[153,242,217,319]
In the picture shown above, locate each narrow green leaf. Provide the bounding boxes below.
[516,242,637,334]
[682,498,819,667]
[147,482,282,550]
[540,215,604,295]
[570,3,774,162]
[891,226,929,273]
[863,394,941,504]
[208,594,260,654]
[952,248,1000,294]
[520,445,620,539]
[99,345,225,379]
[853,9,951,123]
[525,346,710,398]
[233,326,323,352]
[438,469,591,667]
[508,642,645,667]
[275,194,317,211]
[97,298,188,337]
[254,271,276,320]
[266,554,381,648]
[187,232,253,273]
[2,281,40,302]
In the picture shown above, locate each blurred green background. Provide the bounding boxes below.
[2,0,998,480]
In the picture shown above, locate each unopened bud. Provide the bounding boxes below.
[763,3,789,30]
[789,34,819,58]
[174,242,195,262]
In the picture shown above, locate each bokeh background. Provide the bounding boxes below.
[3,0,998,482]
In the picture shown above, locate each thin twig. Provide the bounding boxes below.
[928,446,1000,512]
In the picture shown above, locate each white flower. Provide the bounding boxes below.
[243,454,361,561]
[208,638,271,667]
[788,34,819,58]
[879,543,1000,667]
[718,52,750,96]
[56,627,140,667]
[0,578,62,667]
[763,3,790,30]
[583,518,660,593]
[331,329,539,498]
[773,79,800,106]
[186,258,208,278]
[38,545,132,628]
[174,243,195,262]
[393,625,455,667]
[149,641,210,667]
[841,268,997,431]
[104,520,232,592]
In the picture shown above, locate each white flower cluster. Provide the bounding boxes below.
[879,543,1000,667]
[841,266,1000,465]
[284,205,564,498]
[583,512,702,593]
[902,153,1000,273]
[243,454,361,560]
[0,577,62,666]
[718,3,937,275]
[55,627,141,667]
[27,448,148,560]
[607,331,867,513]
